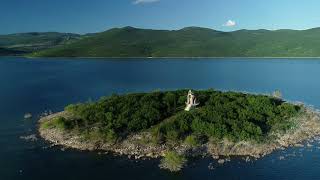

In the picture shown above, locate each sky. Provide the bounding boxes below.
[1,0,320,34]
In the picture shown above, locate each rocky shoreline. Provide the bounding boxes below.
[39,107,320,160]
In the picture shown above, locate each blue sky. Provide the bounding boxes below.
[1,0,320,34]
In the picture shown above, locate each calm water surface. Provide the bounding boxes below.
[1,57,320,180]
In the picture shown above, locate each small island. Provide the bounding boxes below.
[39,89,320,172]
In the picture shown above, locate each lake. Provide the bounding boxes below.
[1,57,320,180]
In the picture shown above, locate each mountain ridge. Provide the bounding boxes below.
[2,26,320,57]
[0,32,80,56]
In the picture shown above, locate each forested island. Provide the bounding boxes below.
[39,89,320,172]
[5,27,320,57]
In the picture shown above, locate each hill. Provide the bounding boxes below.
[31,26,320,57]
[0,32,80,56]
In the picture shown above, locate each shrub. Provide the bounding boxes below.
[151,127,163,144]
[184,135,199,147]
[103,128,117,143]
[273,90,282,99]
[159,151,187,172]
[40,120,52,129]
[41,117,67,130]
[165,130,179,144]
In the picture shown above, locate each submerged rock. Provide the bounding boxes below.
[307,143,313,148]
[20,134,37,141]
[208,163,215,170]
[24,113,32,119]
[245,156,251,162]
[294,143,304,148]
[279,156,285,160]
[218,159,225,164]
[212,155,219,159]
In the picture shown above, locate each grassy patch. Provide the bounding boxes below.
[40,117,68,130]
[160,151,187,172]
[184,135,199,147]
[81,128,117,143]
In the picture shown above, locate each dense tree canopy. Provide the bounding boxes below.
[62,89,301,143]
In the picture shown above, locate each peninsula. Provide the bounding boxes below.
[39,89,320,172]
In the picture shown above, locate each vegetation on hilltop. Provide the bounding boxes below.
[4,27,320,57]
[0,32,80,56]
[31,26,320,57]
[52,89,301,144]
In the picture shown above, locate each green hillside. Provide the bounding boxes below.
[31,27,320,57]
[0,32,80,56]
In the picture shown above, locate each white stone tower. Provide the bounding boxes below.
[185,90,199,111]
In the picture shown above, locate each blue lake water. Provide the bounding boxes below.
[1,57,320,180]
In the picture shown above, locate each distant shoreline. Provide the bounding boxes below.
[4,26,320,60]
[5,56,320,59]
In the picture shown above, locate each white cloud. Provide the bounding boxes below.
[223,20,236,27]
[133,0,160,5]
